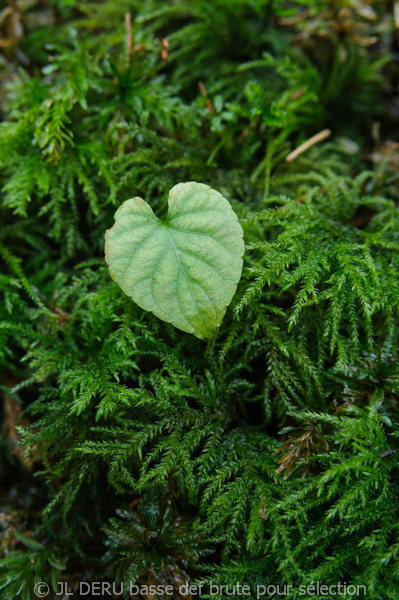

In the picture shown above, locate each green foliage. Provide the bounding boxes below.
[1,0,398,598]
[102,484,211,590]
[0,530,66,600]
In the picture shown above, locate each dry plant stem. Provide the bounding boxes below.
[394,0,399,29]
[125,12,132,59]
[286,129,331,162]
[278,10,310,26]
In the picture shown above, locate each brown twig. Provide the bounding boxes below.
[394,0,399,29]
[286,129,331,162]
[277,9,310,26]
[124,12,132,59]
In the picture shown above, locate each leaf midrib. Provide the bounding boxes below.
[165,226,210,332]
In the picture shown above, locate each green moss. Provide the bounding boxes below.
[1,1,399,598]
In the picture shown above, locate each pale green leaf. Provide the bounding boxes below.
[105,182,244,341]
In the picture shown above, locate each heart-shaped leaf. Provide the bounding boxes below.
[105,182,244,341]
